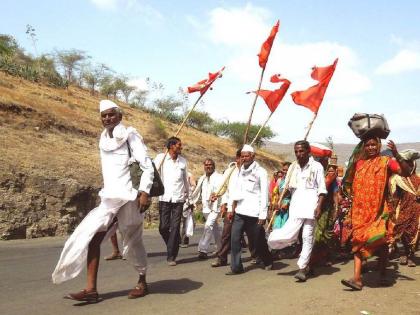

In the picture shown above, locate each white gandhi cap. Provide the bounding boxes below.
[99,100,119,112]
[241,144,254,153]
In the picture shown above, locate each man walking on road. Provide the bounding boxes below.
[154,137,190,266]
[190,159,223,259]
[268,140,326,282]
[52,100,154,301]
[227,145,272,275]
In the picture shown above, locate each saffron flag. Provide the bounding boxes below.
[253,76,291,113]
[258,20,280,69]
[187,66,225,95]
[291,58,338,113]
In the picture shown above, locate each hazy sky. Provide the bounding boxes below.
[2,0,420,144]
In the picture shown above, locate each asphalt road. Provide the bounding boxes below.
[1,228,419,315]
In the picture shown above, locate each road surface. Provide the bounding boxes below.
[1,228,419,315]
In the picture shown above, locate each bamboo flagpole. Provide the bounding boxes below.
[243,67,265,144]
[243,20,280,145]
[303,112,318,141]
[266,161,296,232]
[250,111,274,146]
[157,93,205,170]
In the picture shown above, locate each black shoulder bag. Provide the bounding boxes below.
[126,141,165,197]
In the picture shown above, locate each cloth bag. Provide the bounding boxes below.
[126,141,164,197]
[348,113,390,139]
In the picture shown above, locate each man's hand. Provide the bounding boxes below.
[138,191,150,213]
[257,219,266,225]
[210,193,218,202]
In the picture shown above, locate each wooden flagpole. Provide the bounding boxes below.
[266,161,296,232]
[303,112,318,141]
[157,93,204,170]
[250,111,274,146]
[243,67,265,144]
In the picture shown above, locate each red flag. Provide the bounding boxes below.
[258,20,280,69]
[187,67,225,95]
[253,77,291,113]
[291,58,338,113]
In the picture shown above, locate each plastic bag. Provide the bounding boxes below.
[185,211,194,237]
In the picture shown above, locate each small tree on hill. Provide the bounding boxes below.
[154,96,182,123]
[186,110,214,132]
[214,121,275,148]
[56,49,89,83]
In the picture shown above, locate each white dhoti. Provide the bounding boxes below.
[52,198,147,284]
[198,212,221,254]
[268,218,315,269]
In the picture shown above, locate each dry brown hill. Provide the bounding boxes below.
[0,72,282,240]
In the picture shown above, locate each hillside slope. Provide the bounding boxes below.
[0,72,283,239]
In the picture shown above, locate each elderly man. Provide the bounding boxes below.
[52,100,154,301]
[154,137,190,266]
[227,145,272,275]
[268,140,326,282]
[190,159,223,259]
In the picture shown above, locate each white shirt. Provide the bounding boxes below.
[232,161,268,220]
[287,157,327,219]
[191,172,223,213]
[154,153,189,202]
[99,129,154,201]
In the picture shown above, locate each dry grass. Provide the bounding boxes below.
[0,72,283,185]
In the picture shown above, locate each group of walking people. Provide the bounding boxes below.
[51,100,419,302]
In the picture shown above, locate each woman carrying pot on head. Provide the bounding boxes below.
[340,135,411,291]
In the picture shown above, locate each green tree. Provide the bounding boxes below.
[186,110,214,132]
[0,34,19,56]
[154,96,182,123]
[214,121,275,147]
[131,89,149,108]
[99,74,116,98]
[56,49,89,83]
[83,63,110,95]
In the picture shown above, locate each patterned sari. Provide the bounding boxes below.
[350,156,391,258]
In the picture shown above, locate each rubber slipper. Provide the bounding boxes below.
[341,278,363,291]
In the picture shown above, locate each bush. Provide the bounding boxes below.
[150,118,168,141]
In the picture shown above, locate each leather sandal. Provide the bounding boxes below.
[341,278,363,291]
[104,253,123,260]
[211,259,227,267]
[65,289,100,302]
[128,282,149,299]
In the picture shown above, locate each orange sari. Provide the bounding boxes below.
[350,156,391,258]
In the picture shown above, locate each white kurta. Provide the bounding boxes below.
[191,172,223,253]
[267,157,327,270]
[287,157,327,219]
[154,153,189,203]
[52,124,154,284]
[232,161,269,220]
